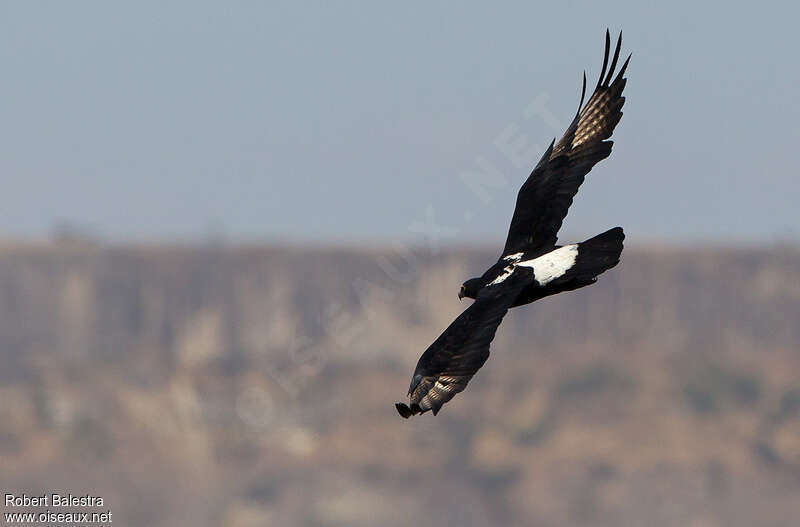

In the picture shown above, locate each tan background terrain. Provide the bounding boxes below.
[1,241,799,526]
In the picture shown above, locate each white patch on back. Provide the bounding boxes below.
[517,244,579,285]
[488,265,516,285]
[502,252,524,262]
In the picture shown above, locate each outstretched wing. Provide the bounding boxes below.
[502,30,631,256]
[396,266,534,418]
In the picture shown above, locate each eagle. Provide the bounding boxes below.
[396,30,631,419]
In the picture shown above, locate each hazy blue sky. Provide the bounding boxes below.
[2,2,799,245]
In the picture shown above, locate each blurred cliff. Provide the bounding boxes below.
[1,240,799,526]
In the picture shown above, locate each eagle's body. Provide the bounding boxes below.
[396,31,631,419]
[464,227,625,308]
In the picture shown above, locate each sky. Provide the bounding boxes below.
[2,2,799,246]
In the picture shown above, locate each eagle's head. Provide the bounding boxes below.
[458,278,482,301]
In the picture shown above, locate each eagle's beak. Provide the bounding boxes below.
[458,286,465,301]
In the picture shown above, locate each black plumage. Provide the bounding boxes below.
[503,30,630,257]
[397,31,631,418]
[395,267,535,418]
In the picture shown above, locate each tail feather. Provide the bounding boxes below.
[569,226,625,281]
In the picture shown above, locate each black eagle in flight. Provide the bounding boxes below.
[396,30,631,419]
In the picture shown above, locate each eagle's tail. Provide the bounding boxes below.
[569,227,625,281]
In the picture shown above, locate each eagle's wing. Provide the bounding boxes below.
[396,266,534,418]
[502,30,630,257]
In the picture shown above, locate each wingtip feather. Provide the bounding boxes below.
[597,30,611,90]
[577,71,587,115]
[603,31,623,86]
[613,53,632,84]
[395,402,412,418]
